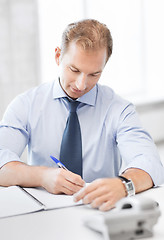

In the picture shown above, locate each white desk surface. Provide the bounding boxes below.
[0,186,164,240]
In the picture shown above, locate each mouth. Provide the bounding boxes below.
[70,86,83,94]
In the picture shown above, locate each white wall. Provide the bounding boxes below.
[137,102,164,143]
[0,0,39,119]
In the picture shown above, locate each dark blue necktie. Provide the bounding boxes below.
[60,98,82,177]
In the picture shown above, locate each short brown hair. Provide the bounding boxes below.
[61,19,113,62]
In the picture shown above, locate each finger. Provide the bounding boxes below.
[77,181,110,204]
[48,169,83,194]
[90,190,117,211]
[99,201,115,211]
[53,180,81,195]
[90,193,110,208]
[63,179,84,194]
[73,182,97,202]
[60,186,75,195]
[64,170,85,187]
[83,185,111,204]
[54,170,85,194]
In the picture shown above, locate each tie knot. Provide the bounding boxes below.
[69,101,80,112]
[65,98,80,112]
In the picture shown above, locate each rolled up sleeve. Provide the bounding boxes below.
[117,103,164,186]
[0,94,29,168]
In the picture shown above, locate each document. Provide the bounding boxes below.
[23,187,83,210]
[0,186,44,218]
[0,186,82,218]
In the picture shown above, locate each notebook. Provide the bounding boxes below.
[0,186,83,218]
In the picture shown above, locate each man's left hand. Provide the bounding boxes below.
[74,178,126,211]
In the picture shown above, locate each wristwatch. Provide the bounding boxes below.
[118,175,135,197]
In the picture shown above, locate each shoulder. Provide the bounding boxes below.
[11,80,55,106]
[97,83,132,111]
[4,81,54,116]
[24,80,54,100]
[96,84,139,131]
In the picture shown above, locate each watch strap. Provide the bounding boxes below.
[118,175,130,183]
[118,175,135,197]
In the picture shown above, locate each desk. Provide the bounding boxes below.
[0,186,164,240]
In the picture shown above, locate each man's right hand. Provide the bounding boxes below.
[0,161,85,195]
[41,167,85,195]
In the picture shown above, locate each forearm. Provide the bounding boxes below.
[74,168,154,211]
[0,161,47,188]
[0,161,85,195]
[122,168,154,194]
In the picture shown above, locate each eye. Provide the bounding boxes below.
[90,72,101,77]
[69,67,79,73]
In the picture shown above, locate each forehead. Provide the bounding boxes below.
[62,42,107,72]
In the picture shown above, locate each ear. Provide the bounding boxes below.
[55,47,61,65]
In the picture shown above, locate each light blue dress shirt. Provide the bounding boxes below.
[0,79,164,184]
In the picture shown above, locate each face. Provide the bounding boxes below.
[55,42,107,99]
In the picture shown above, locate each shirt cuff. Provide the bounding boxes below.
[0,149,23,168]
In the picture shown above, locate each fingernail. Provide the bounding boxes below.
[83,196,89,204]
[83,182,86,187]
[99,203,106,211]
[73,192,79,202]
[73,196,78,202]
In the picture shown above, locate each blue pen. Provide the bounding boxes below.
[50,155,68,170]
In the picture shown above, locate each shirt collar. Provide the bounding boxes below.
[53,78,97,106]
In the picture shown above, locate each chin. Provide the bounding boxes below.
[67,91,82,100]
[70,94,80,100]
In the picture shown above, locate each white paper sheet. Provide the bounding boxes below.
[0,186,44,218]
[0,185,83,218]
[23,187,83,210]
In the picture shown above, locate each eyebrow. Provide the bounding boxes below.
[70,65,102,75]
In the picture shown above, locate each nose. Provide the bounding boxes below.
[75,73,87,91]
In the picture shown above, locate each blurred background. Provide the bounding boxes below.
[0,0,164,163]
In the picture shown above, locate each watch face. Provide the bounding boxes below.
[127,182,133,191]
[118,176,135,197]
[126,181,135,196]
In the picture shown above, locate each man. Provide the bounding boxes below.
[0,19,164,211]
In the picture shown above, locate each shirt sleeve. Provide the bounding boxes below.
[116,103,164,186]
[0,94,29,168]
